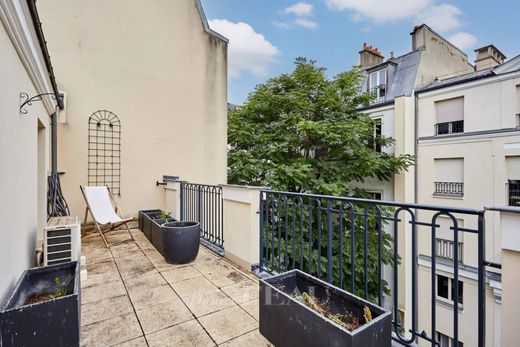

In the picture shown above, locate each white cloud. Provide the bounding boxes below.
[326,0,431,21]
[294,18,319,29]
[208,19,280,79]
[415,4,462,33]
[283,2,314,17]
[273,21,290,29]
[447,32,477,50]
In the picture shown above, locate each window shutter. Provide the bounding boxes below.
[435,97,464,123]
[507,156,520,180]
[435,158,464,182]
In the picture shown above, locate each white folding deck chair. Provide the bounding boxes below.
[80,185,135,247]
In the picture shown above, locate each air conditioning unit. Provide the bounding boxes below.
[44,216,81,266]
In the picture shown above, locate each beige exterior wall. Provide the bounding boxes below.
[37,0,228,218]
[416,72,520,346]
[0,2,55,301]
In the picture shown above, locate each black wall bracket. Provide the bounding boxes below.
[19,92,62,116]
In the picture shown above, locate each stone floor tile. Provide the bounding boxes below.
[111,241,143,259]
[81,279,127,305]
[221,280,259,304]
[124,271,168,295]
[219,330,272,347]
[106,230,135,244]
[136,297,193,334]
[116,258,157,281]
[147,254,189,272]
[190,251,218,265]
[81,260,120,289]
[146,319,215,347]
[170,275,218,298]
[204,268,250,288]
[111,336,148,347]
[193,259,230,275]
[182,289,236,317]
[82,246,113,264]
[239,298,259,321]
[129,284,179,310]
[81,294,133,326]
[198,306,258,345]
[80,313,142,347]
[162,266,202,283]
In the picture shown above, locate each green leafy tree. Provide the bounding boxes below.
[228,58,413,299]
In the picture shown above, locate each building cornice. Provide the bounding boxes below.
[0,0,55,114]
[195,0,228,43]
[418,128,520,143]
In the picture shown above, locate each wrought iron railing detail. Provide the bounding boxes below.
[258,189,486,347]
[436,239,463,263]
[434,182,464,197]
[509,180,520,207]
[180,183,224,251]
[435,120,464,135]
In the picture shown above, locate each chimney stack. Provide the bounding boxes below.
[474,45,506,71]
[359,42,384,69]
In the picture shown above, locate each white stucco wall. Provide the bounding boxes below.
[37,0,228,218]
[0,5,53,301]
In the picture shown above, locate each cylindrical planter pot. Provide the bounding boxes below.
[162,221,200,264]
[0,262,80,347]
[151,218,176,255]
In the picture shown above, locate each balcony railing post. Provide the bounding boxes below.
[477,213,486,347]
[180,183,185,220]
[326,199,333,284]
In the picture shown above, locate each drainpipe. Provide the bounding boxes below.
[414,91,419,204]
[50,111,57,174]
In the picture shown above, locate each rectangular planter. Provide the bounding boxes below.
[151,217,176,255]
[259,269,391,347]
[140,210,162,240]
[0,262,80,347]
[138,209,161,233]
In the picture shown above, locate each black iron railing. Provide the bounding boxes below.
[434,182,464,197]
[436,239,463,263]
[435,120,464,135]
[258,190,486,347]
[509,180,520,207]
[180,183,224,252]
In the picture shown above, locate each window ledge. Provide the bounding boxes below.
[436,298,464,312]
[432,194,464,200]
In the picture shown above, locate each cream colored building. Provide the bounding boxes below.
[0,0,60,301]
[37,0,228,218]
[357,24,474,331]
[416,48,520,346]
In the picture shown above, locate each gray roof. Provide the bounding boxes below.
[361,49,422,106]
[418,54,520,93]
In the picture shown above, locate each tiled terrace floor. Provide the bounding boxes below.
[80,227,272,347]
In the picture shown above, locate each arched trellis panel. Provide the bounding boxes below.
[88,110,121,195]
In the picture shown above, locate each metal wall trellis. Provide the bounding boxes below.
[88,110,121,195]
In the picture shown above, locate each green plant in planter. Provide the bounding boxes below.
[159,211,171,219]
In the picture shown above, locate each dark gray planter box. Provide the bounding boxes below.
[0,262,80,347]
[259,269,391,347]
[139,210,162,240]
[162,221,200,264]
[151,217,176,255]
[138,209,161,235]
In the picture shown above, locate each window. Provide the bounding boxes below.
[434,158,464,197]
[367,191,382,200]
[436,332,463,347]
[507,156,520,206]
[88,110,121,195]
[435,217,463,263]
[437,275,463,305]
[368,69,387,103]
[372,118,382,152]
[435,97,464,135]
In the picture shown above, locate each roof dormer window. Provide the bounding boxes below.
[368,69,387,103]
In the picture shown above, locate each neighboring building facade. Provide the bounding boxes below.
[0,0,61,301]
[356,24,474,331]
[415,50,520,346]
[37,0,228,218]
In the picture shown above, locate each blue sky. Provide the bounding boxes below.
[201,0,520,105]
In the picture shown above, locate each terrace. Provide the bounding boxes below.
[80,225,269,347]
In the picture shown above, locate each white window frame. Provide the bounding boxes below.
[368,69,387,102]
[436,274,464,308]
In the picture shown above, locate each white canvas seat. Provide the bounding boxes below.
[80,185,134,247]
